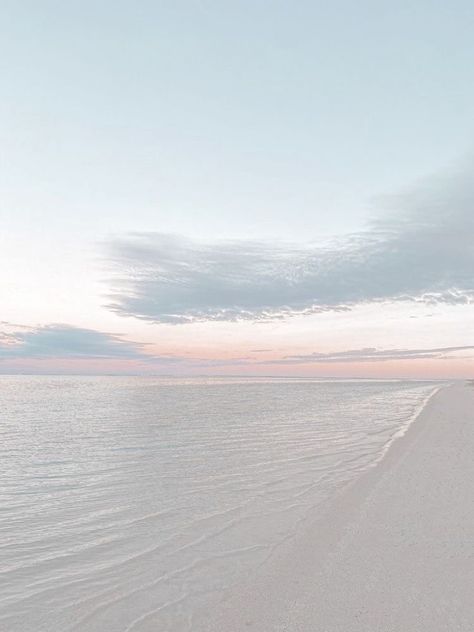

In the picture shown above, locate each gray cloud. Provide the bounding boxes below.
[105,165,474,324]
[266,346,474,364]
[0,324,159,361]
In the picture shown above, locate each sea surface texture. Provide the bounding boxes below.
[0,376,439,631]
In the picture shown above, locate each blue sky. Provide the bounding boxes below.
[1,1,474,376]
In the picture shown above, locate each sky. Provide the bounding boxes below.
[1,0,474,378]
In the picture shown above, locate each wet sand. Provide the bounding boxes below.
[200,383,474,631]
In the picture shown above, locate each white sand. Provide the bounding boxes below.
[199,383,474,631]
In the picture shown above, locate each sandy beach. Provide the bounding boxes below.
[200,383,474,631]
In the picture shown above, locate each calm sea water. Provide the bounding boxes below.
[0,376,439,631]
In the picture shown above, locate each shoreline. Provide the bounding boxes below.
[198,382,474,631]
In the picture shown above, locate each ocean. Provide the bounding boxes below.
[0,376,440,631]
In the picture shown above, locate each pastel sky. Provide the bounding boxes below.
[1,0,474,378]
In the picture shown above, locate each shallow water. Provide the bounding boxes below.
[0,376,439,631]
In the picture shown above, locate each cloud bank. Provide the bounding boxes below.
[271,346,474,364]
[0,323,470,372]
[0,324,154,360]
[105,165,474,324]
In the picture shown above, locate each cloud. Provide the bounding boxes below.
[104,163,474,324]
[0,323,159,361]
[265,345,474,364]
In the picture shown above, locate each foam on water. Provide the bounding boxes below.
[0,376,441,631]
